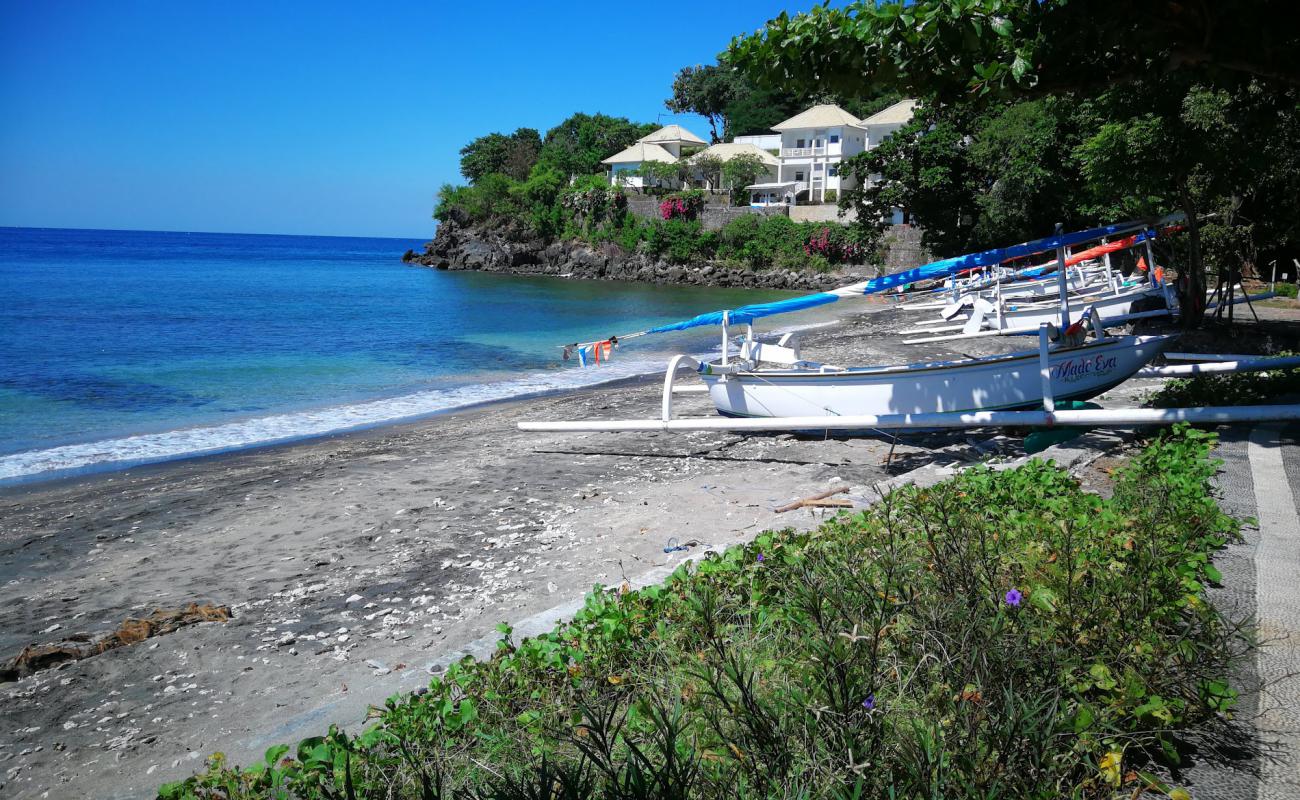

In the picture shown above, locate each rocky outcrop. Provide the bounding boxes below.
[404,217,877,291]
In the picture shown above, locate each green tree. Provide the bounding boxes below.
[459,128,541,183]
[721,153,771,204]
[634,160,680,193]
[538,113,657,179]
[665,64,738,143]
[727,0,1300,325]
[691,153,725,192]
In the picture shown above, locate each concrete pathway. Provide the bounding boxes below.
[1248,425,1300,799]
[1186,424,1300,800]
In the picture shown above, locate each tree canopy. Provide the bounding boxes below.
[726,0,1300,104]
[727,0,1300,324]
[458,128,541,183]
[537,113,658,179]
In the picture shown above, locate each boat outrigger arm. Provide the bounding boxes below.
[521,215,1300,435]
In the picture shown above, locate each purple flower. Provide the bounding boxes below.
[756,553,765,563]
[862,694,875,711]
[1004,588,1023,607]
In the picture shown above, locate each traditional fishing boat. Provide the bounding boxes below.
[700,327,1172,419]
[549,216,1185,422]
[520,213,1296,435]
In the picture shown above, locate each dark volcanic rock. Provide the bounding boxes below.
[407,219,876,291]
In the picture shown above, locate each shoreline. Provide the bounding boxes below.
[14,302,1291,799]
[1,303,1050,799]
[0,307,849,492]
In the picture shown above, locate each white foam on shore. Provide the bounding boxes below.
[0,356,674,485]
[0,309,859,486]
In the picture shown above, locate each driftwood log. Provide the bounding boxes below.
[775,485,852,514]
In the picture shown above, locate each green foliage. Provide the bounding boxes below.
[538,113,658,179]
[720,153,771,204]
[633,160,681,193]
[728,0,1300,327]
[645,219,714,264]
[509,164,567,237]
[1149,354,1300,408]
[1276,283,1299,299]
[665,64,735,143]
[726,1,1300,104]
[162,428,1246,799]
[459,128,542,183]
[691,153,725,193]
[559,179,627,235]
[433,173,518,225]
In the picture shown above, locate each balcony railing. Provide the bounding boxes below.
[781,146,825,158]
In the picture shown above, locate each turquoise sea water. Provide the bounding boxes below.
[0,227,804,483]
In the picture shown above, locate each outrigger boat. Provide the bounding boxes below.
[522,214,1300,435]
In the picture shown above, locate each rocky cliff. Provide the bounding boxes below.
[403,218,879,291]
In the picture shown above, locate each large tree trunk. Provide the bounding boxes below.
[1179,190,1207,328]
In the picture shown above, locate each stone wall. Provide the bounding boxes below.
[880,224,931,270]
[789,204,858,224]
[624,196,789,231]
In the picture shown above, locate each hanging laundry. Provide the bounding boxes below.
[577,347,588,367]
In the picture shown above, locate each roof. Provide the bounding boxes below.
[746,181,800,190]
[859,99,918,126]
[637,124,708,146]
[601,142,679,166]
[772,104,863,132]
[691,142,779,167]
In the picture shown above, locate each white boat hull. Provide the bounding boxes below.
[701,335,1172,419]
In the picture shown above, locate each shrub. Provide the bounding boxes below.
[824,188,838,203]
[646,219,715,264]
[560,179,627,233]
[804,225,865,264]
[433,173,519,224]
[716,214,806,269]
[1150,352,1300,407]
[1276,282,1298,298]
[660,189,708,221]
[163,427,1247,800]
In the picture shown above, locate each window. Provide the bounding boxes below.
[829,134,840,144]
[814,163,824,172]
[796,138,806,148]
[795,171,805,181]
[829,165,838,177]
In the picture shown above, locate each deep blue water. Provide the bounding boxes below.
[0,227,800,482]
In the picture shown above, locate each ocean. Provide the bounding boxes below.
[0,226,806,484]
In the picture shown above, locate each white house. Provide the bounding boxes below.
[747,99,916,207]
[602,124,707,189]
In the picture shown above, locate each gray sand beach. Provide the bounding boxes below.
[0,303,1252,799]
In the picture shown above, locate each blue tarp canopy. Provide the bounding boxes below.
[646,292,838,334]
[638,214,1181,336]
[856,220,1162,295]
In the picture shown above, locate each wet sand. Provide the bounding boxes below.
[0,304,1158,799]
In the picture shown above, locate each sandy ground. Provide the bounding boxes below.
[0,301,1287,799]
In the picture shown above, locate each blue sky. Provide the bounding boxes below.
[0,1,799,239]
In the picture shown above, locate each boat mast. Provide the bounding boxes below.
[1054,223,1070,330]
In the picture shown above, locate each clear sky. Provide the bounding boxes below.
[0,1,799,240]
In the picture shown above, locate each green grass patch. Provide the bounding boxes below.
[163,426,1247,799]
[1150,352,1300,408]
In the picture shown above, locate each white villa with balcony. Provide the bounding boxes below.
[747,99,916,207]
[602,124,707,190]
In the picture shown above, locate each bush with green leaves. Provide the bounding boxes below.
[1276,282,1298,299]
[161,426,1247,800]
[1150,353,1300,408]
